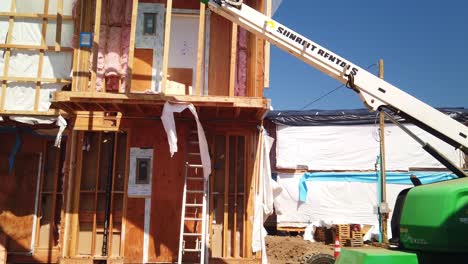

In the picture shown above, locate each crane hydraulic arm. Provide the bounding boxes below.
[201,0,468,156]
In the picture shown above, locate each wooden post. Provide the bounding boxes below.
[90,0,102,92]
[34,0,50,111]
[378,59,388,244]
[194,3,206,96]
[229,23,238,97]
[263,0,272,88]
[160,0,173,94]
[0,0,16,111]
[125,0,139,94]
[55,0,63,51]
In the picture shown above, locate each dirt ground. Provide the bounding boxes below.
[266,235,334,264]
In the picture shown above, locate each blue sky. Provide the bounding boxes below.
[265,0,468,110]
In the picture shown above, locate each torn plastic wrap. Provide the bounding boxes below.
[252,129,281,264]
[55,116,67,148]
[161,102,211,179]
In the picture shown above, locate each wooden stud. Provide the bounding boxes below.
[229,23,238,97]
[233,136,238,257]
[69,132,85,256]
[195,3,206,96]
[125,0,139,94]
[91,132,103,256]
[0,0,16,111]
[223,135,230,257]
[55,0,63,51]
[34,0,49,111]
[90,0,103,93]
[108,132,119,256]
[160,0,173,94]
[48,141,61,251]
[120,130,131,256]
[263,0,272,88]
[63,130,77,257]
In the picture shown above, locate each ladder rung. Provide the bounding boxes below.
[183,233,202,236]
[186,203,203,207]
[187,177,203,180]
[186,190,204,194]
[188,152,201,156]
[185,217,203,221]
[187,164,203,168]
[183,248,202,252]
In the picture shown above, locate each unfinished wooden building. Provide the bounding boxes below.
[0,0,273,263]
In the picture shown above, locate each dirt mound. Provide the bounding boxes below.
[266,235,334,264]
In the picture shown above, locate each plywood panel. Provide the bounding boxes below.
[166,68,193,95]
[131,49,154,93]
[123,198,145,263]
[0,154,39,253]
[147,121,188,262]
[208,13,231,96]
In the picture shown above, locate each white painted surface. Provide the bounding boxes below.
[128,148,153,197]
[143,198,151,264]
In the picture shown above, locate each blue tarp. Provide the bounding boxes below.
[298,171,457,202]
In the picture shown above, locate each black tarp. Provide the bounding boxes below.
[265,108,468,126]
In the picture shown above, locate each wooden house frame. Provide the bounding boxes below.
[0,0,273,263]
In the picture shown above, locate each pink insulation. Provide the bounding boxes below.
[81,0,133,92]
[235,28,248,96]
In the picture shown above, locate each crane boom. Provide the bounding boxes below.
[201,0,468,154]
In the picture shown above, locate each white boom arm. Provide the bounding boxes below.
[202,0,468,153]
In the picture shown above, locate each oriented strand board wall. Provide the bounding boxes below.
[0,133,45,254]
[124,119,188,262]
[208,13,232,96]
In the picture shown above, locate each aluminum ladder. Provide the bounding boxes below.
[178,130,209,264]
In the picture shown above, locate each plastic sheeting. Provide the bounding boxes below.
[274,172,409,234]
[298,171,456,202]
[275,123,463,171]
[161,102,211,179]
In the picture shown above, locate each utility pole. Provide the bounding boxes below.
[378,59,389,244]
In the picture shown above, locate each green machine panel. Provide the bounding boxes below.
[335,248,418,264]
[399,177,468,252]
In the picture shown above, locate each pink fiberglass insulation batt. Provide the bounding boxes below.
[235,28,247,96]
[80,0,133,92]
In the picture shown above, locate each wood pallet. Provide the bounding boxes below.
[338,224,350,246]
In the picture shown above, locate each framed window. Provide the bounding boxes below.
[143,13,157,35]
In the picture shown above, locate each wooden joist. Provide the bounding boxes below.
[229,23,238,97]
[90,0,103,92]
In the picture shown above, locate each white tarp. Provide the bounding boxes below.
[0,0,74,124]
[252,130,280,264]
[161,102,211,179]
[274,172,408,238]
[276,124,462,171]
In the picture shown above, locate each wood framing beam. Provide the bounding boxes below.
[223,136,230,257]
[90,0,103,92]
[0,76,71,83]
[160,0,173,94]
[194,3,206,96]
[0,109,60,116]
[69,132,84,256]
[0,0,15,111]
[55,0,63,51]
[0,12,73,20]
[34,0,50,111]
[229,23,238,97]
[0,44,73,51]
[125,0,139,94]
